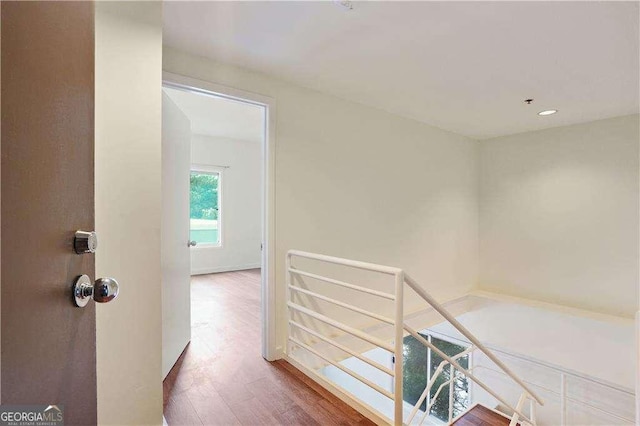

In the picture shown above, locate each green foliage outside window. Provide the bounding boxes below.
[402,333,470,422]
[190,172,219,220]
[403,334,429,411]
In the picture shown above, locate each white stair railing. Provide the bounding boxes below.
[286,250,544,425]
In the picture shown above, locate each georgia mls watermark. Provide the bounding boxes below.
[0,405,63,426]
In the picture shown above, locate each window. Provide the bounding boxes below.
[402,333,470,422]
[190,167,222,246]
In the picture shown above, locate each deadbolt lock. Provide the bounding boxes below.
[74,230,98,254]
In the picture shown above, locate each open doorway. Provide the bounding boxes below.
[160,75,277,400]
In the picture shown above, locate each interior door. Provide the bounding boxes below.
[1,2,98,424]
[161,92,192,378]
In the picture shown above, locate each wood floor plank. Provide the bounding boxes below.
[298,399,350,426]
[452,404,512,426]
[164,392,203,426]
[211,374,255,406]
[317,397,366,424]
[228,397,282,426]
[273,406,321,426]
[247,377,298,414]
[186,379,241,426]
[163,269,376,425]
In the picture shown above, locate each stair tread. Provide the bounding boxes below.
[452,404,514,426]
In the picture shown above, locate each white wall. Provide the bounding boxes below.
[190,134,262,275]
[479,115,639,318]
[164,47,480,354]
[96,3,163,424]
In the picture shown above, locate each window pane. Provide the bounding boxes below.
[429,336,470,422]
[190,171,219,245]
[402,333,429,412]
[402,334,470,423]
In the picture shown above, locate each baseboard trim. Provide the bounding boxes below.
[190,263,261,275]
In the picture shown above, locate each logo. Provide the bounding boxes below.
[0,405,64,426]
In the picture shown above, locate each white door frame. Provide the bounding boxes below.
[162,71,278,361]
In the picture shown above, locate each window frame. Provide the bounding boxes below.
[190,163,225,249]
[427,329,475,420]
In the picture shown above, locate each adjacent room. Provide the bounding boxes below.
[161,85,266,387]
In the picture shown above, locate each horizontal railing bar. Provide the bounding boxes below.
[289,336,395,400]
[407,345,475,423]
[287,301,395,352]
[289,320,395,376]
[288,249,402,275]
[404,274,544,406]
[289,268,396,300]
[289,285,395,325]
[471,365,635,423]
[404,324,534,425]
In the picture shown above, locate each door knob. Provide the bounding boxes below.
[73,274,119,307]
[188,240,197,247]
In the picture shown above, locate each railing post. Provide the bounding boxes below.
[529,397,536,425]
[448,364,454,423]
[394,271,404,426]
[560,373,567,426]
[285,252,292,357]
[426,334,432,411]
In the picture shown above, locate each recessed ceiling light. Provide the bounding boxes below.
[333,0,353,10]
[538,109,558,116]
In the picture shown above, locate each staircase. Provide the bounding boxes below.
[285,250,542,425]
[453,405,515,425]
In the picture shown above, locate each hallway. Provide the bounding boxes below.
[163,269,375,425]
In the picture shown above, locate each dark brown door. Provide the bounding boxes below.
[2,2,97,425]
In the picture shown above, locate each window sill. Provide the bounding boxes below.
[191,244,223,250]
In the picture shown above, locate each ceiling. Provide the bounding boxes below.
[163,86,264,143]
[164,1,639,140]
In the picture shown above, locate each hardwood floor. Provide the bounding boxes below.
[452,404,512,426]
[163,269,375,426]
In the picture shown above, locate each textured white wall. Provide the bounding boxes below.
[479,115,639,317]
[190,135,262,275]
[164,47,480,354]
[96,3,163,424]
